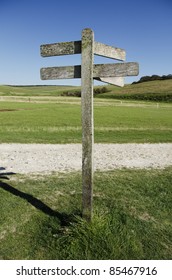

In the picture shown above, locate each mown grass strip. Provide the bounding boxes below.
[0,101,172,143]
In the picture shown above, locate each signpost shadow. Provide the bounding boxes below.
[0,180,78,227]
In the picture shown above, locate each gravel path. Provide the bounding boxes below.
[0,143,172,175]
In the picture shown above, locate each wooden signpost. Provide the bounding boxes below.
[40,28,139,222]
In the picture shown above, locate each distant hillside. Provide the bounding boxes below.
[133,74,172,84]
[5,84,73,87]
[0,79,172,102]
[97,79,172,102]
[0,85,79,96]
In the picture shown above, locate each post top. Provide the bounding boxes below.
[82,28,94,34]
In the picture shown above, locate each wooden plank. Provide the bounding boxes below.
[40,41,81,57]
[40,40,125,60]
[81,28,94,222]
[95,77,124,87]
[40,65,81,80]
[40,62,138,80]
[94,41,126,61]
[94,62,139,77]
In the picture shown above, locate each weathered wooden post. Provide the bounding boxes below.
[40,28,139,222]
[81,29,94,221]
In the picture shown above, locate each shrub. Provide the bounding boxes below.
[61,87,110,97]
[61,91,81,97]
[133,74,172,84]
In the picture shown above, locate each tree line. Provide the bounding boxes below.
[133,74,172,84]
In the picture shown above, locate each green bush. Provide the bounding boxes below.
[61,87,110,97]
[61,91,81,97]
[113,93,172,102]
[133,74,172,84]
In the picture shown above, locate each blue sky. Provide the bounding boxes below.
[0,0,172,86]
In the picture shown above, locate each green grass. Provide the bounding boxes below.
[1,79,172,101]
[0,82,171,260]
[0,80,172,98]
[0,85,78,96]
[98,79,172,102]
[0,168,172,260]
[0,99,172,143]
[0,81,171,143]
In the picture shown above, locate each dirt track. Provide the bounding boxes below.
[0,143,172,175]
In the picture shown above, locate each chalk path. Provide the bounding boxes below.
[0,143,172,175]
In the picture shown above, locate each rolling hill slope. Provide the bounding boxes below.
[0,79,172,102]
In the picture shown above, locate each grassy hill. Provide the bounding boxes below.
[0,79,172,101]
[0,85,78,97]
[98,79,172,102]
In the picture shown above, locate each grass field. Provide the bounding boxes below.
[0,98,172,143]
[0,80,172,144]
[99,79,172,102]
[0,81,172,260]
[0,85,79,97]
[0,168,172,260]
[1,79,172,100]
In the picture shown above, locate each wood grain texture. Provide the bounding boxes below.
[95,77,124,87]
[40,40,125,61]
[81,28,94,222]
[40,41,81,57]
[94,62,139,77]
[94,41,126,61]
[40,65,81,80]
[40,62,139,80]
